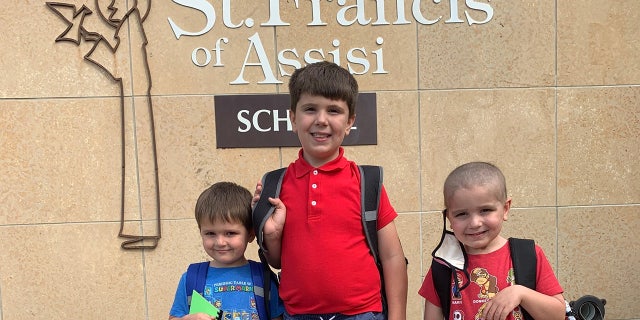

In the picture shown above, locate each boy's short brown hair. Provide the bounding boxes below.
[288,61,359,118]
[195,182,253,231]
[443,162,508,208]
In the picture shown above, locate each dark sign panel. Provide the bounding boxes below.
[214,93,377,148]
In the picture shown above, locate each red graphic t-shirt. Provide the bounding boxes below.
[419,242,563,320]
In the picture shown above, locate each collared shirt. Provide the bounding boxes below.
[278,148,398,315]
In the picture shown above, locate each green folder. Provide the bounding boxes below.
[189,290,222,318]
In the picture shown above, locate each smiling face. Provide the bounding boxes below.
[290,93,355,168]
[446,185,511,255]
[200,219,254,268]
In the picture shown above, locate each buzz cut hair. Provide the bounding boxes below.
[443,161,508,207]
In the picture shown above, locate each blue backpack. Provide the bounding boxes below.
[185,260,275,320]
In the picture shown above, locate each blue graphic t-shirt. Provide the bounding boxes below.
[169,262,284,320]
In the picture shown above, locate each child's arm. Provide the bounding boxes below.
[480,286,565,320]
[423,300,444,320]
[378,221,408,320]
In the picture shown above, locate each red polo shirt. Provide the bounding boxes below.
[278,148,398,315]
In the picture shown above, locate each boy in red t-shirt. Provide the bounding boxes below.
[255,61,408,320]
[419,162,565,320]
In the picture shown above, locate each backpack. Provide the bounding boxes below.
[432,237,537,320]
[185,260,274,320]
[251,165,388,314]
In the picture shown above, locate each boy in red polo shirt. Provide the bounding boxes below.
[255,61,407,320]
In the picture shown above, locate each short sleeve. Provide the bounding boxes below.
[376,186,398,230]
[418,267,442,307]
[169,272,189,317]
[535,245,564,296]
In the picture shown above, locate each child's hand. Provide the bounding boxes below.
[256,195,286,268]
[251,181,263,208]
[479,285,523,320]
[264,197,286,238]
[180,312,218,320]
[253,180,286,237]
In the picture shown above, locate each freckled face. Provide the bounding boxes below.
[200,219,253,267]
[446,186,510,255]
[290,94,355,168]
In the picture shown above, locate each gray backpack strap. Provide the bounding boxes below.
[359,165,385,313]
[251,168,286,320]
[360,165,382,263]
[252,168,286,252]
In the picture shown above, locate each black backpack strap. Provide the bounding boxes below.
[252,168,287,252]
[431,259,453,319]
[252,168,286,320]
[359,165,382,264]
[509,237,536,320]
[358,165,386,313]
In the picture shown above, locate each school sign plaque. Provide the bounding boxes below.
[214,93,377,148]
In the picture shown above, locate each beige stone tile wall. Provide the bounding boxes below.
[1,0,638,319]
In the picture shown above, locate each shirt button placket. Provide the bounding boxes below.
[309,170,319,218]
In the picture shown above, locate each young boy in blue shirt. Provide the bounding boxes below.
[169,182,284,320]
